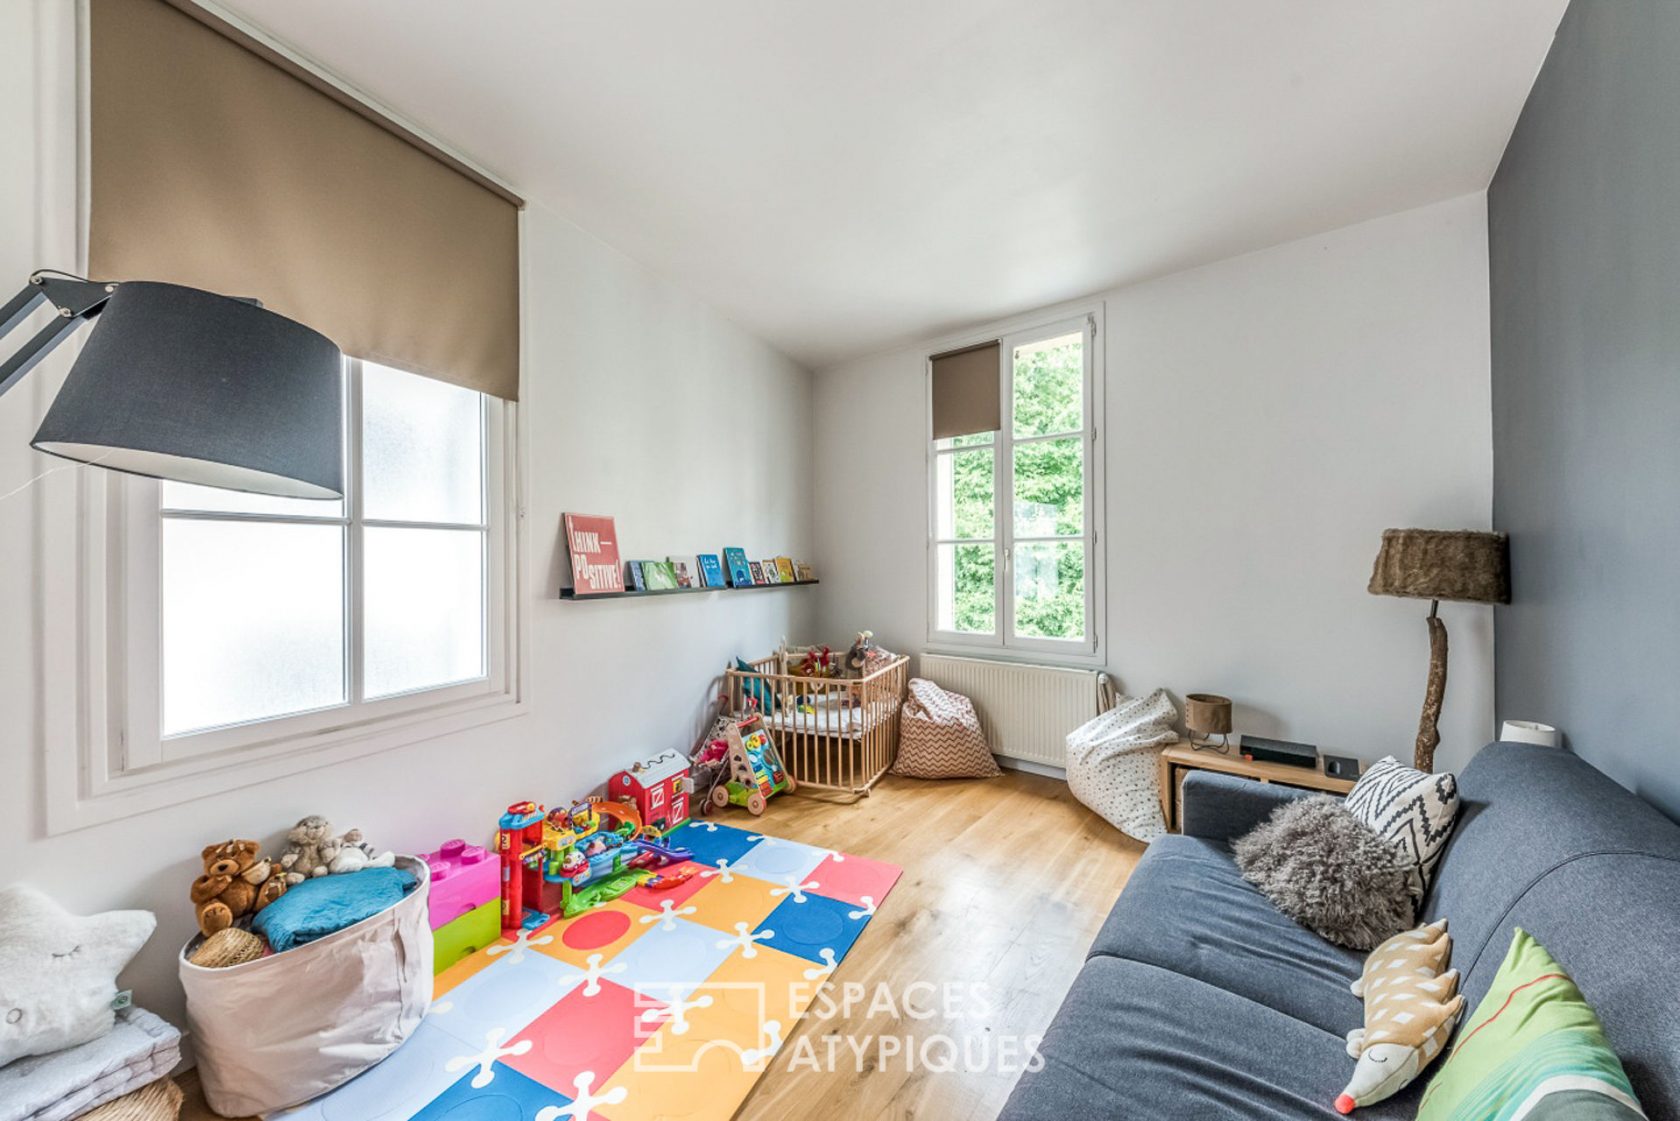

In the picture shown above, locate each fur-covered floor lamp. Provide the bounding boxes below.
[1368,529,1510,772]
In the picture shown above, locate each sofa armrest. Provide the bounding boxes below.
[1179,771,1314,843]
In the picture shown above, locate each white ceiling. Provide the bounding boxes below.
[220,0,1567,369]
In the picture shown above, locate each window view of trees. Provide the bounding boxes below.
[937,331,1088,643]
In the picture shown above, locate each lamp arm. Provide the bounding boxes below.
[0,274,115,399]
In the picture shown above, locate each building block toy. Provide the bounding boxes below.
[497,797,694,935]
[432,898,501,974]
[420,838,500,930]
[707,715,794,815]
[608,750,692,834]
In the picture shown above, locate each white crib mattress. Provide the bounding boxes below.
[765,696,889,740]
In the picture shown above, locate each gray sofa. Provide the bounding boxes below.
[1000,742,1680,1120]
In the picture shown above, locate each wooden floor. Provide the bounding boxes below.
[180,770,1144,1121]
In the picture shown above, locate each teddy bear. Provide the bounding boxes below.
[278,814,336,882]
[321,828,396,875]
[190,839,286,938]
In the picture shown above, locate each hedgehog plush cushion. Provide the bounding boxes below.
[1232,796,1415,950]
[1337,919,1464,1113]
[0,885,155,1067]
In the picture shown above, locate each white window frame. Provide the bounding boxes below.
[35,4,529,833]
[118,358,507,767]
[926,309,1105,666]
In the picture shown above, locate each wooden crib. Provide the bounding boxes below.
[723,652,910,798]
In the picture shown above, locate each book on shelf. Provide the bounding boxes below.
[748,560,767,585]
[627,560,646,591]
[641,560,678,590]
[759,560,782,584]
[698,554,725,588]
[724,547,753,588]
[563,513,623,595]
[666,556,697,589]
[774,557,797,584]
[794,560,815,583]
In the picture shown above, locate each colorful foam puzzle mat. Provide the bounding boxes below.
[272,822,901,1121]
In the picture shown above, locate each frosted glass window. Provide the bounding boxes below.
[363,526,485,699]
[162,520,345,735]
[162,479,344,520]
[156,357,492,749]
[362,361,483,524]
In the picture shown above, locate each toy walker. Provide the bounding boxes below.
[705,714,794,816]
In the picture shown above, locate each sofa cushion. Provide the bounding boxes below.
[1087,834,1366,1037]
[999,955,1419,1121]
[1343,754,1460,905]
[1416,928,1644,1121]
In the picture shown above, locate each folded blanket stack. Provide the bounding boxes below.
[0,1008,182,1121]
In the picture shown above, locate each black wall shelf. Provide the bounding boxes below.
[559,579,819,602]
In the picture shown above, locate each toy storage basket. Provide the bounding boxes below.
[178,856,433,1117]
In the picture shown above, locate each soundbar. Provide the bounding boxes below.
[1240,736,1318,769]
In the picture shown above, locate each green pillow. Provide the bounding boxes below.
[1416,928,1644,1121]
[735,658,778,712]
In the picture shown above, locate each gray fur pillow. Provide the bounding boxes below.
[1232,796,1414,951]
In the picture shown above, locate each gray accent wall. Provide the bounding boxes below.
[1489,1,1680,819]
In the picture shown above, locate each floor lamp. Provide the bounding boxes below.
[1368,528,1510,773]
[1,272,343,499]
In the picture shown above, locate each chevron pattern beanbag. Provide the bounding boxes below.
[892,678,1001,779]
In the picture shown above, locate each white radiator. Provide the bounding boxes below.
[917,654,1105,768]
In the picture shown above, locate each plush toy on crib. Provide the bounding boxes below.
[846,631,875,675]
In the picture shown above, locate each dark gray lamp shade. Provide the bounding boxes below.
[31,281,344,498]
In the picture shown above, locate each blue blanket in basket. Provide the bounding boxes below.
[252,866,417,952]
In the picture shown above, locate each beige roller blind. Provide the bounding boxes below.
[88,0,522,400]
[929,341,1001,440]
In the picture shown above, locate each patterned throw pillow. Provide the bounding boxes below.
[1343,755,1459,904]
[892,678,1001,779]
[1416,929,1646,1120]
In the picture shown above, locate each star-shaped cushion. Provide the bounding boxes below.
[0,885,155,1067]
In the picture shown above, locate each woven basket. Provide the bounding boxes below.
[78,1078,183,1121]
[188,927,265,968]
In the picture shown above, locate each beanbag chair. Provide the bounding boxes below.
[1065,688,1178,841]
[892,678,1001,779]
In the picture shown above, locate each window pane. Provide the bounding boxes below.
[1013,331,1083,438]
[162,520,345,735]
[162,480,344,520]
[1013,437,1084,536]
[1013,541,1086,641]
[934,431,995,451]
[935,448,994,539]
[362,362,484,524]
[364,526,486,699]
[936,543,995,635]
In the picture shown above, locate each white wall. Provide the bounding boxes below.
[0,0,812,1033]
[815,194,1495,774]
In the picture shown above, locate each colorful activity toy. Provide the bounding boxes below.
[608,749,692,834]
[704,714,794,816]
[497,798,694,935]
